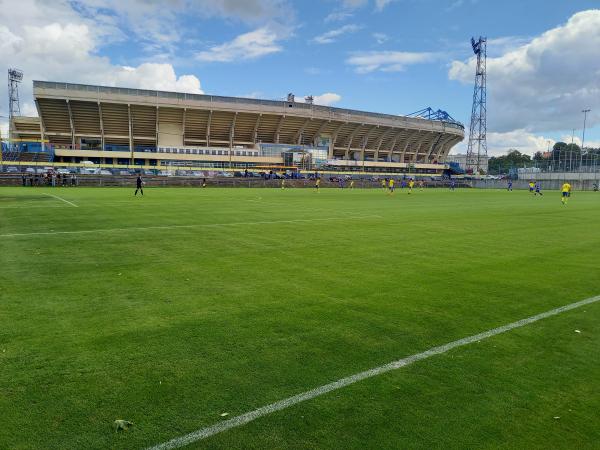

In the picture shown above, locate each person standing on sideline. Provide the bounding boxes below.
[135,175,144,196]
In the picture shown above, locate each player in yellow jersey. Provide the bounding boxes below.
[408,178,415,194]
[561,182,572,205]
[381,178,387,190]
[388,178,395,195]
[314,177,321,192]
[528,181,535,193]
[350,179,355,189]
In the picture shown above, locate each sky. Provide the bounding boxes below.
[0,0,599,156]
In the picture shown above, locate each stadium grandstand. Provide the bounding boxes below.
[5,81,464,175]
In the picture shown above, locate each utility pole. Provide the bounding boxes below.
[581,109,591,171]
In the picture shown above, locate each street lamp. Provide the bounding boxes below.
[582,109,591,171]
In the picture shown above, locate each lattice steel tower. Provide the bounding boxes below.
[466,37,487,173]
[8,68,23,142]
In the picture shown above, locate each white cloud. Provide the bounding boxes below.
[314,93,342,106]
[112,64,203,93]
[0,0,202,134]
[341,0,369,7]
[557,134,600,149]
[74,0,293,48]
[324,10,354,23]
[374,0,394,10]
[487,130,555,156]
[449,10,600,133]
[296,93,342,106]
[372,32,389,44]
[335,0,395,11]
[196,27,283,62]
[339,0,393,10]
[313,24,362,44]
[347,51,437,73]
[451,129,555,156]
[305,67,323,75]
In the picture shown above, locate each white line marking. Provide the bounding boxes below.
[147,294,600,450]
[0,204,68,209]
[0,215,382,238]
[43,193,78,207]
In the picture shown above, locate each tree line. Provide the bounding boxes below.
[488,143,600,175]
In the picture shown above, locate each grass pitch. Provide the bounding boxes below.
[1,186,599,450]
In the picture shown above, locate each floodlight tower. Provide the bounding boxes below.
[466,37,487,173]
[8,68,23,146]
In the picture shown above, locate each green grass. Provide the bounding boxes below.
[1,186,599,450]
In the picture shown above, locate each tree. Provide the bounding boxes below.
[487,149,532,174]
[533,151,545,162]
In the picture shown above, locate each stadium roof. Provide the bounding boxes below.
[30,81,464,163]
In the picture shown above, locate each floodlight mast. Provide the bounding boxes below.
[8,68,24,150]
[466,37,487,174]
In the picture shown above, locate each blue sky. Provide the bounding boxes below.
[1,0,599,155]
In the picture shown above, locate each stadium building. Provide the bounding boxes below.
[8,81,464,175]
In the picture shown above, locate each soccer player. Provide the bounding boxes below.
[135,175,144,196]
[418,180,424,191]
[534,181,543,196]
[561,182,572,205]
[408,178,415,194]
[350,179,355,189]
[529,181,535,193]
[381,178,387,191]
[281,178,286,190]
[314,177,321,192]
[388,178,395,195]
[507,180,513,191]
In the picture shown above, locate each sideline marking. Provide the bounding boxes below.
[43,193,78,207]
[0,215,382,238]
[0,204,68,209]
[147,294,600,450]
